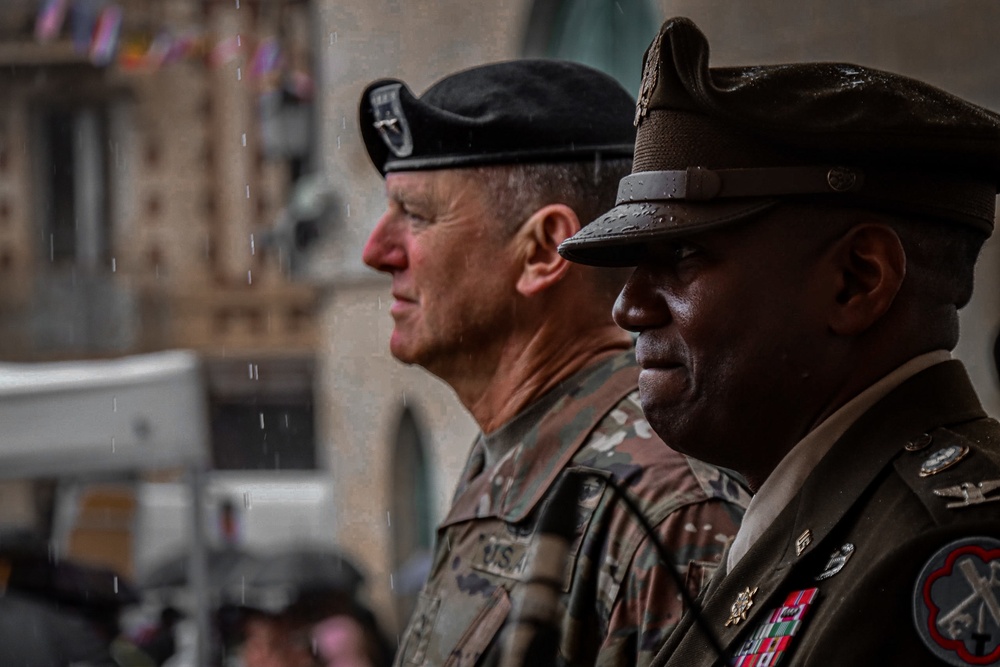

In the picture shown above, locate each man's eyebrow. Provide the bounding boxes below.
[387,186,432,210]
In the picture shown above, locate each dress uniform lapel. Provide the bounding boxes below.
[654,360,986,667]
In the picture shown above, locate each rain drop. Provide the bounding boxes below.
[259,412,265,430]
[236,35,241,47]
[247,363,254,379]
[114,576,118,593]
[386,511,392,527]
[237,67,242,81]
[235,0,240,8]
[389,573,395,590]
[342,116,346,130]
[247,269,252,285]
[243,492,252,509]
[245,184,250,199]
[241,132,247,147]
[250,233,255,255]
[111,257,116,272]
[346,204,351,217]
[337,136,341,150]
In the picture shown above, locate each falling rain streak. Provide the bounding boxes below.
[250,233,255,255]
[386,511,391,526]
[260,412,265,430]
[247,270,252,285]
[243,491,252,509]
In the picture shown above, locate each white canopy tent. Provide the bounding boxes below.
[0,350,213,665]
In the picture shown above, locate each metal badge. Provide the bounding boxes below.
[905,433,934,452]
[933,480,1000,509]
[796,529,813,557]
[826,167,859,192]
[815,543,855,581]
[920,444,971,477]
[913,537,1000,666]
[725,586,759,627]
[369,83,413,158]
[634,32,662,126]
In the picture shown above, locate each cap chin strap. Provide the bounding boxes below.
[616,166,865,203]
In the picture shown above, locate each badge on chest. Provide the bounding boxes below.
[730,588,820,666]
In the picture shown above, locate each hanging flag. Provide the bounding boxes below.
[249,37,282,79]
[71,0,102,54]
[90,4,123,67]
[34,0,70,43]
[210,34,242,68]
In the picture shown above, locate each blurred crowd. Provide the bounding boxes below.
[0,530,393,667]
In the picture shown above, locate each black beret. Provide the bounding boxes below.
[560,17,1000,267]
[359,59,636,175]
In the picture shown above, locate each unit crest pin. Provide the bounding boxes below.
[725,586,758,627]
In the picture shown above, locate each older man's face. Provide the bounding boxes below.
[612,213,837,482]
[362,170,522,378]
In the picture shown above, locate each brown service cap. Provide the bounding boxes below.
[559,17,1000,267]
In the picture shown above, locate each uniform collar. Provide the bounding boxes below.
[727,350,952,571]
[440,350,639,527]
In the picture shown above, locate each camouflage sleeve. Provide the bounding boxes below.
[597,498,742,667]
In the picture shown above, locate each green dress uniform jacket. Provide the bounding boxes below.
[394,351,750,667]
[653,360,1000,667]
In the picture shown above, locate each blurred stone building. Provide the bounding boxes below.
[1,0,999,643]
[0,0,324,585]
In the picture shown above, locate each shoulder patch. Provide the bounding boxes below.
[912,536,1000,666]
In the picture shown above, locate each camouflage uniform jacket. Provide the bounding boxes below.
[393,350,750,667]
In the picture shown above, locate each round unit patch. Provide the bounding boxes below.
[913,537,1000,666]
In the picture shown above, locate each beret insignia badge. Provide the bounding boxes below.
[370,83,413,158]
[913,537,1000,666]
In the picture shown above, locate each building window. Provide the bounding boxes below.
[36,106,110,269]
[522,0,660,96]
[206,358,317,471]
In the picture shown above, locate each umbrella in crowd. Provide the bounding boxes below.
[141,544,261,592]
[0,537,139,667]
[220,543,364,614]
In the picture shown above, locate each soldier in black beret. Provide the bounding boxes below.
[561,16,1000,667]
[359,60,750,667]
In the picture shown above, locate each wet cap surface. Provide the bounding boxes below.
[559,16,1000,266]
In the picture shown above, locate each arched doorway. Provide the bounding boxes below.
[388,407,434,626]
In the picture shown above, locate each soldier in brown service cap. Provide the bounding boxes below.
[359,60,750,667]
[560,16,1000,667]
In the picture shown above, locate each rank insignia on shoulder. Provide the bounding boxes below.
[920,444,971,477]
[815,543,855,582]
[913,537,1000,666]
[730,588,819,666]
[933,480,1000,509]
